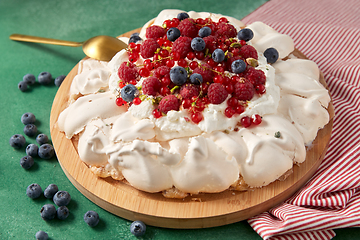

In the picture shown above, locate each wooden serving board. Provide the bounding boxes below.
[50,29,334,229]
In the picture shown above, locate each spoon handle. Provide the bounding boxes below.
[9,34,82,47]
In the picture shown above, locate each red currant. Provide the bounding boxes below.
[153,109,162,118]
[218,17,228,23]
[224,107,235,118]
[178,59,187,67]
[227,97,238,107]
[191,112,203,124]
[187,51,195,60]
[241,116,252,128]
[139,68,150,77]
[252,114,262,125]
[235,105,245,114]
[182,99,192,109]
[133,97,142,105]
[189,61,198,70]
[195,51,205,60]
[166,59,175,68]
[116,97,126,106]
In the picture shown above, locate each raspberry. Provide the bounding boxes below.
[239,45,258,59]
[154,66,170,79]
[215,23,237,38]
[158,95,180,113]
[118,62,139,83]
[171,36,192,59]
[245,67,266,86]
[193,63,214,83]
[177,18,198,38]
[145,25,166,39]
[142,76,161,96]
[140,39,160,59]
[233,81,255,101]
[180,84,200,99]
[203,35,217,52]
[207,83,228,104]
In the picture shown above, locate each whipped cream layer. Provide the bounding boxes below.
[57,10,331,194]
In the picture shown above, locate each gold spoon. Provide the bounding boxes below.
[9,34,128,61]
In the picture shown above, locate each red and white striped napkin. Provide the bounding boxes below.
[242,0,360,239]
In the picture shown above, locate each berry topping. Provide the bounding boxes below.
[215,22,237,38]
[239,45,258,59]
[140,39,160,59]
[191,37,206,51]
[233,81,255,101]
[118,62,139,83]
[172,36,192,58]
[207,83,228,104]
[121,84,139,102]
[264,47,279,64]
[193,63,213,83]
[170,66,187,85]
[154,66,171,79]
[237,28,254,41]
[245,67,266,86]
[129,32,142,44]
[177,12,190,21]
[212,49,225,63]
[142,77,161,96]
[241,116,252,128]
[177,18,198,38]
[180,84,200,99]
[145,25,166,39]
[198,26,211,38]
[189,73,203,85]
[231,59,247,74]
[167,27,181,41]
[158,95,180,113]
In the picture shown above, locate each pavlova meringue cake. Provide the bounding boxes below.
[57,9,332,198]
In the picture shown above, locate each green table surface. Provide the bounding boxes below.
[0,0,358,239]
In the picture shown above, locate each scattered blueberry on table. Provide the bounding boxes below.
[20,156,34,169]
[9,134,26,148]
[40,204,57,221]
[44,184,59,199]
[84,211,100,227]
[35,230,48,240]
[26,183,42,199]
[53,191,71,206]
[130,220,146,237]
[57,206,70,220]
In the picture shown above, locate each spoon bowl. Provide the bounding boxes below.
[9,34,128,61]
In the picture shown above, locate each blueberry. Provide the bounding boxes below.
[38,72,52,85]
[191,37,206,52]
[231,59,247,74]
[264,47,279,64]
[44,184,59,199]
[38,144,55,160]
[57,206,70,220]
[23,74,36,85]
[20,156,34,169]
[54,75,66,87]
[24,124,37,137]
[189,73,203,85]
[128,33,142,44]
[18,81,28,92]
[130,220,146,237]
[177,12,189,21]
[36,134,48,145]
[212,49,225,63]
[120,84,138,102]
[237,28,254,41]
[53,191,71,206]
[9,134,26,149]
[84,211,99,227]
[26,183,42,199]
[21,112,36,125]
[40,204,56,221]
[166,27,181,42]
[35,230,48,240]
[198,26,211,38]
[170,66,187,85]
[26,144,38,157]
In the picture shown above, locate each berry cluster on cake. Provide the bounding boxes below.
[57,10,331,198]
